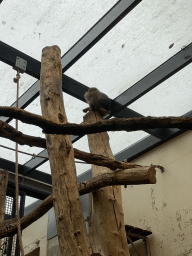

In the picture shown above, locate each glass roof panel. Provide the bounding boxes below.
[0,0,192,206]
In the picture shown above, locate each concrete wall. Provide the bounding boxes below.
[122,131,192,256]
[22,212,48,256]
[22,131,192,256]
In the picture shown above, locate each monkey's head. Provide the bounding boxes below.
[84,87,111,116]
[84,87,99,102]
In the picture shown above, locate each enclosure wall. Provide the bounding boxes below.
[122,130,192,256]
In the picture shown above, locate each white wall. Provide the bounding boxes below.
[122,131,192,255]
[22,213,48,256]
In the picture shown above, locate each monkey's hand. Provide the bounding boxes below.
[83,107,90,113]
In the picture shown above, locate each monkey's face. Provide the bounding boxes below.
[84,87,99,102]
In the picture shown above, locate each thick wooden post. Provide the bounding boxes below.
[84,111,130,256]
[0,169,8,246]
[40,46,91,256]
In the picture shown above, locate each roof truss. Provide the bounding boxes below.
[0,0,192,199]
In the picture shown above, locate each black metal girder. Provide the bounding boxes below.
[115,110,192,162]
[1,40,191,138]
[0,40,165,139]
[0,0,141,113]
[8,180,50,200]
[2,40,191,174]
[111,44,192,112]
[12,109,192,197]
[61,0,142,72]
[22,109,191,176]
[0,157,52,185]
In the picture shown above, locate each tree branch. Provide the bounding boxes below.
[0,120,46,148]
[0,194,53,239]
[78,166,156,195]
[0,165,156,239]
[0,120,140,170]
[0,107,192,135]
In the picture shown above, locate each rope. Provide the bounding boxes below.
[14,71,25,256]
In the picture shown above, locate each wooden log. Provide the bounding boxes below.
[0,166,155,238]
[40,46,91,256]
[0,169,8,246]
[0,106,192,134]
[78,166,156,195]
[84,111,130,256]
[0,166,156,240]
[0,194,53,239]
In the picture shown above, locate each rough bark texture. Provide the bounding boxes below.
[40,45,91,256]
[0,106,192,135]
[78,166,156,195]
[0,165,156,239]
[0,120,140,171]
[84,111,130,256]
[0,164,155,242]
[0,169,8,246]
[0,194,53,239]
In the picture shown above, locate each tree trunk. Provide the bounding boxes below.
[84,111,130,256]
[40,45,91,256]
[0,169,8,246]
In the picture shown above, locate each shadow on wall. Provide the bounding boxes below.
[25,247,40,256]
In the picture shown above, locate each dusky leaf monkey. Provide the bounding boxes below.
[83,87,111,116]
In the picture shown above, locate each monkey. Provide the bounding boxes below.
[83,87,111,116]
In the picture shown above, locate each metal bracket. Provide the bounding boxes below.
[13,56,27,73]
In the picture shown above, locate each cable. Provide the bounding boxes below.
[14,71,25,256]
[0,144,89,164]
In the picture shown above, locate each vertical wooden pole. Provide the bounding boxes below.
[0,169,8,247]
[40,46,91,256]
[84,111,130,256]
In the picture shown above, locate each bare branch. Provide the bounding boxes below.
[0,194,53,239]
[0,120,46,148]
[0,120,139,170]
[0,165,156,239]
[0,107,191,135]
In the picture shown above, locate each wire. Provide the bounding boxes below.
[0,144,89,164]
[0,144,49,159]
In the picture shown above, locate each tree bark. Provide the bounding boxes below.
[0,120,141,171]
[84,111,130,256]
[0,169,8,246]
[78,166,156,195]
[0,106,191,134]
[40,45,91,256]
[0,194,53,239]
[0,165,156,240]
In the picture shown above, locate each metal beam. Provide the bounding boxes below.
[22,109,191,177]
[1,40,191,175]
[0,0,141,117]
[61,0,142,72]
[3,108,191,199]
[0,41,191,137]
[0,157,52,185]
[8,180,50,200]
[115,110,192,162]
[111,44,192,112]
[0,40,190,138]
